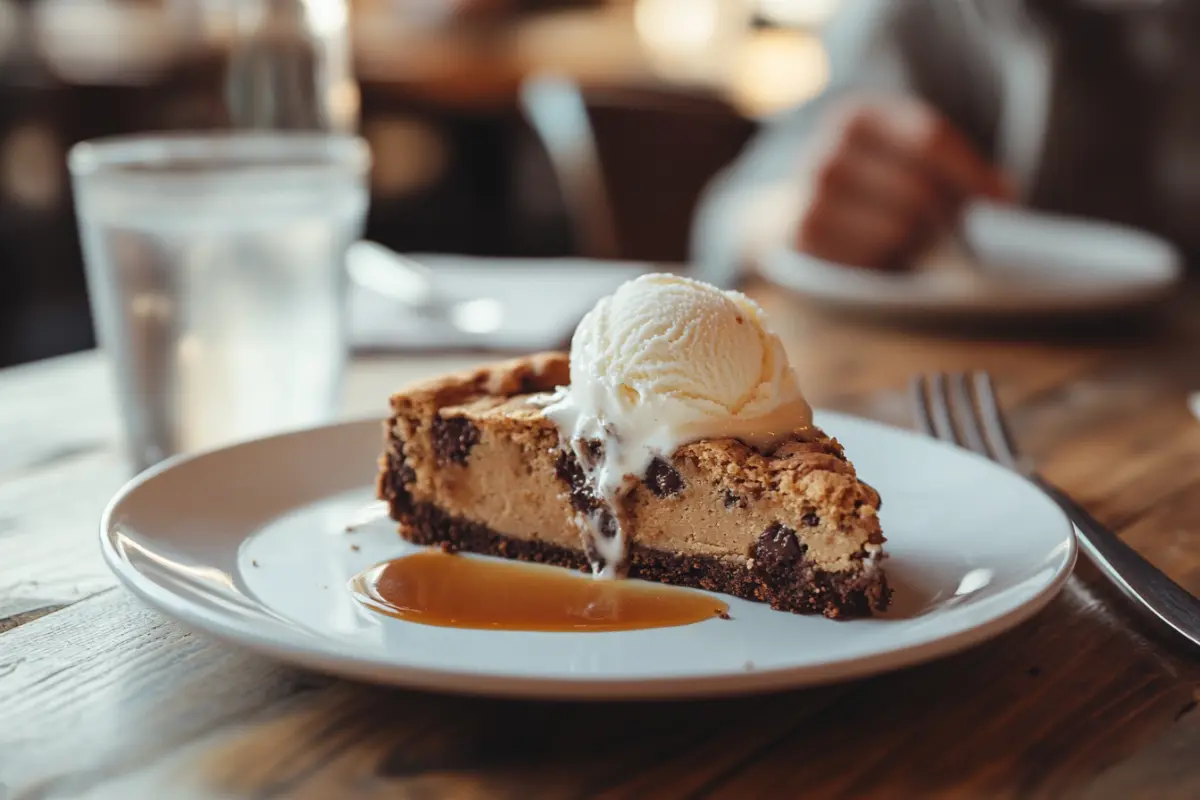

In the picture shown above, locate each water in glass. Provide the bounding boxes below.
[71,136,369,470]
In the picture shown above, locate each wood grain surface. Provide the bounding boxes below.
[2,285,1198,799]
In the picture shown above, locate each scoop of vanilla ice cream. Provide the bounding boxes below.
[546,274,812,497]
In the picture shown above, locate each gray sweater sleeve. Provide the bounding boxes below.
[690,0,1002,285]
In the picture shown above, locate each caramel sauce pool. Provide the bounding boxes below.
[350,552,728,632]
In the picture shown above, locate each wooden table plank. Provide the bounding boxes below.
[701,573,1199,799]
[80,685,852,800]
[0,590,321,796]
[1081,710,1200,799]
[0,449,127,620]
[0,353,119,476]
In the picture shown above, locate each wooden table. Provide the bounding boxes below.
[2,286,1199,798]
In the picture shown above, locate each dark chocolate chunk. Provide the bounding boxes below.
[645,457,684,498]
[754,523,806,574]
[554,448,583,487]
[388,450,416,490]
[722,489,744,509]
[801,512,820,527]
[597,509,618,539]
[554,450,597,513]
[518,370,541,394]
[581,438,604,469]
[382,433,417,512]
[431,415,480,465]
[396,454,416,489]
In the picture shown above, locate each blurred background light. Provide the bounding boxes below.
[633,0,721,59]
[731,30,829,118]
[754,0,841,28]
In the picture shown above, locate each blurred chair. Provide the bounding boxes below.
[519,74,757,263]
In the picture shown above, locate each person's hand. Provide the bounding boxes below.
[795,95,1013,270]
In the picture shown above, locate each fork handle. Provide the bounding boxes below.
[1032,474,1200,651]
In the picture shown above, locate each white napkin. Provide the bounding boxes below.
[348,255,659,353]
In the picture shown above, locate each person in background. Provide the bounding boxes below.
[693,0,1200,279]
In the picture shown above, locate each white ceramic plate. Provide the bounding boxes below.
[762,201,1182,323]
[100,414,1076,699]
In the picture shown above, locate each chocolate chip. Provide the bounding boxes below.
[645,457,684,498]
[801,512,820,527]
[396,456,416,490]
[431,415,480,465]
[722,489,744,509]
[383,436,416,512]
[597,510,618,539]
[581,438,604,469]
[554,448,582,486]
[753,523,806,574]
[518,371,540,394]
[555,450,597,513]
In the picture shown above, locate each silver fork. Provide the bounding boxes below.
[911,372,1200,651]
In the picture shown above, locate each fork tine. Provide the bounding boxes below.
[908,375,936,437]
[949,373,991,457]
[972,371,1022,471]
[926,373,962,445]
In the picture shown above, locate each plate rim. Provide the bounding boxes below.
[760,246,1179,320]
[99,415,1079,700]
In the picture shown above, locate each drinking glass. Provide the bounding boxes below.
[69,133,371,471]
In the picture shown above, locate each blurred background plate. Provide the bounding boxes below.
[348,255,656,352]
[760,201,1184,324]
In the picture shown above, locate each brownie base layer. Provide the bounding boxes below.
[387,498,890,619]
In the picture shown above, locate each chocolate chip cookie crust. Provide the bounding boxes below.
[377,353,890,618]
